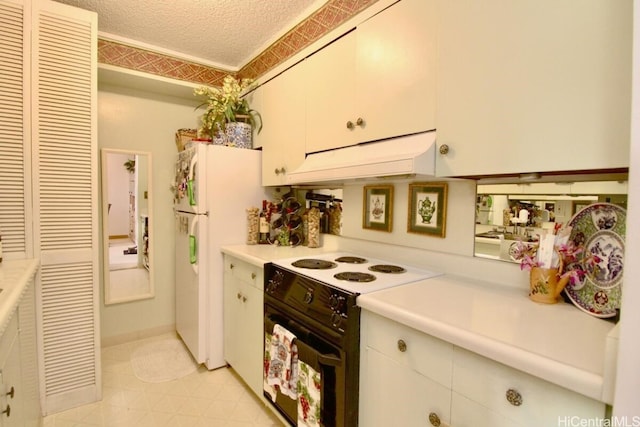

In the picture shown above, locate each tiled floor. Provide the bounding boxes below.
[43,334,284,427]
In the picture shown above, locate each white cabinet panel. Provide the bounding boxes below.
[436,0,632,177]
[304,0,436,153]
[451,347,605,426]
[360,348,451,427]
[260,66,306,186]
[223,255,264,396]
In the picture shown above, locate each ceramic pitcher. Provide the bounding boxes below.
[528,267,570,304]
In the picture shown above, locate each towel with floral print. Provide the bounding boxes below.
[266,324,298,399]
[297,360,321,427]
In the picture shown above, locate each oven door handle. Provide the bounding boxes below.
[317,353,341,367]
[266,314,343,368]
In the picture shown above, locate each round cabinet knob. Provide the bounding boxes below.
[236,292,242,300]
[356,117,364,127]
[2,404,10,417]
[506,388,523,406]
[346,120,355,130]
[251,273,256,280]
[274,167,286,175]
[229,263,234,269]
[428,412,441,427]
[439,144,450,155]
[397,339,407,352]
[242,296,247,303]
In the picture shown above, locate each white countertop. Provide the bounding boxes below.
[221,243,616,403]
[357,275,617,403]
[0,259,39,335]
[220,243,340,266]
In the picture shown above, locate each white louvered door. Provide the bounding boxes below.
[0,0,32,259]
[31,0,100,414]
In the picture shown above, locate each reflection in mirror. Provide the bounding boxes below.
[474,180,628,263]
[102,149,154,304]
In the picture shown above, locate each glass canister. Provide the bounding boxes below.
[307,207,320,248]
[246,207,259,245]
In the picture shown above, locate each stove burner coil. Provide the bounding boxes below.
[368,264,407,274]
[335,256,368,264]
[334,272,376,282]
[291,259,338,270]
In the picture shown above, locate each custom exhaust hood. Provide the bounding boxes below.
[286,131,437,185]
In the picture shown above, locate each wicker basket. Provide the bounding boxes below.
[175,129,198,151]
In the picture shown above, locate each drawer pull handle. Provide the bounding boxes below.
[2,404,10,417]
[397,339,407,352]
[251,273,256,280]
[6,387,14,399]
[428,412,441,426]
[506,388,523,406]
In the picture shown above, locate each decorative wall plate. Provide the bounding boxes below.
[563,203,626,318]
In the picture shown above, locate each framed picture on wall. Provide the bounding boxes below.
[363,185,393,232]
[408,182,448,237]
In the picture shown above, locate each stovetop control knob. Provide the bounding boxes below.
[329,294,345,311]
[303,288,314,304]
[331,312,343,329]
[266,270,284,294]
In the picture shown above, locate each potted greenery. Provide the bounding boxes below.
[194,75,262,149]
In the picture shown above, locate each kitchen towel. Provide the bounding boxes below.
[266,324,298,400]
[296,340,322,427]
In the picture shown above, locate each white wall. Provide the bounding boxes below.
[98,82,200,344]
[612,0,639,416]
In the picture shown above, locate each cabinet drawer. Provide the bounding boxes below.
[363,311,453,387]
[224,256,263,290]
[452,347,605,426]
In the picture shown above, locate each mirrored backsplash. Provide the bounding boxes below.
[474,180,628,263]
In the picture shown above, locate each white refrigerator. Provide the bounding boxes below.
[174,143,265,369]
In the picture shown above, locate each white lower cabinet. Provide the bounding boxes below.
[0,316,23,427]
[223,255,264,396]
[360,310,606,427]
[450,347,605,427]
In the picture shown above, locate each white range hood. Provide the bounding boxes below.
[286,131,437,185]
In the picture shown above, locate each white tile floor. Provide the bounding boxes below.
[43,334,284,427]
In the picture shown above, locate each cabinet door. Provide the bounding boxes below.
[223,257,264,397]
[359,348,451,427]
[305,32,357,153]
[436,0,632,177]
[0,337,24,427]
[451,392,520,427]
[355,0,436,143]
[260,65,307,186]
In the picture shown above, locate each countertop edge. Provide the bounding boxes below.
[357,296,605,402]
[0,259,40,336]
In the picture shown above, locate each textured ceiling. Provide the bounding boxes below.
[52,0,326,70]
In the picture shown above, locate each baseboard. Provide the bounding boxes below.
[101,324,176,348]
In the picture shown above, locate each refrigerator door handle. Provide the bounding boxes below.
[189,215,199,275]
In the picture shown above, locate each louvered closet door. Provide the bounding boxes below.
[31,0,100,414]
[0,0,31,258]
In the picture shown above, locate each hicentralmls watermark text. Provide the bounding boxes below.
[558,416,640,427]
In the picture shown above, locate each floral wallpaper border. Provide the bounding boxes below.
[97,0,378,86]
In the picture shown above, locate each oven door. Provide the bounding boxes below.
[264,304,344,426]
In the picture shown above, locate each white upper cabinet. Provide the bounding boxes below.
[305,0,436,153]
[260,64,307,186]
[435,0,633,177]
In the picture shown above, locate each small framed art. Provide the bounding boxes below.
[363,185,393,232]
[408,182,447,237]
